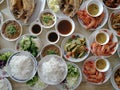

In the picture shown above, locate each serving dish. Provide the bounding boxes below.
[0,78,12,90]
[77,0,108,30]
[6,51,37,83]
[83,56,112,85]
[7,0,46,25]
[108,10,120,37]
[56,61,82,90]
[61,33,90,62]
[89,28,118,57]
[111,64,120,90]
[15,34,42,57]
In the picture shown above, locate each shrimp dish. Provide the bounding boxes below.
[83,60,105,83]
[91,30,118,56]
[77,10,105,30]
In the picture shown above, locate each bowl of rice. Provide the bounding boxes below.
[6,51,37,83]
[37,55,68,85]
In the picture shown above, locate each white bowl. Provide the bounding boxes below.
[55,17,75,37]
[40,44,62,58]
[39,9,57,28]
[86,0,103,17]
[108,10,120,37]
[37,55,68,85]
[6,51,37,83]
[56,61,82,90]
[46,30,60,44]
[95,31,109,45]
[61,33,90,62]
[1,19,22,41]
[95,58,110,72]
[111,64,120,90]
[102,0,120,10]
[29,20,42,36]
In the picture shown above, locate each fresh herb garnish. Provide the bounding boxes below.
[47,50,57,55]
[43,16,53,23]
[6,25,16,34]
[26,75,38,86]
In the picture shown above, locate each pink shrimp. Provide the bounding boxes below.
[86,17,96,29]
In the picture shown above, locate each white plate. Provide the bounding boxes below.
[7,0,46,25]
[56,61,82,90]
[61,33,90,62]
[111,64,120,90]
[77,1,108,31]
[89,28,118,57]
[83,56,112,85]
[108,10,120,37]
[47,0,83,18]
[0,78,12,90]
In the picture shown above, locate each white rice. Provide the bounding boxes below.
[41,57,66,83]
[9,55,34,80]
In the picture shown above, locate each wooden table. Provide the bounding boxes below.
[0,0,119,90]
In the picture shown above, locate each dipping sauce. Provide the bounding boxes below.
[88,4,99,16]
[58,20,72,35]
[96,59,106,70]
[96,32,107,44]
[32,24,41,34]
[48,32,58,42]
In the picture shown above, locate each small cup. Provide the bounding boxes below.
[29,21,42,36]
[46,30,60,44]
[95,31,109,45]
[55,17,75,37]
[95,58,110,72]
[86,0,103,17]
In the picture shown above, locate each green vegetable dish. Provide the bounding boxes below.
[17,35,41,57]
[60,63,80,89]
[64,35,88,59]
[41,12,55,26]
[26,73,48,89]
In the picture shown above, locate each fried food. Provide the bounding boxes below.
[10,0,35,23]
[59,0,83,17]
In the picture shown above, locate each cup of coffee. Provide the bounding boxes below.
[46,30,60,44]
[29,21,42,36]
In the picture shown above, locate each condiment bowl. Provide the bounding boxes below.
[46,30,60,44]
[39,9,57,28]
[1,19,22,41]
[86,0,103,17]
[55,17,75,37]
[37,55,68,85]
[95,58,110,72]
[29,21,42,36]
[95,31,109,45]
[6,51,37,83]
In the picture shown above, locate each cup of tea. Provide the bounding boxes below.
[29,21,42,36]
[46,30,60,44]
[55,17,75,37]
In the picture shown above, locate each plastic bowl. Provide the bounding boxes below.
[6,51,37,83]
[37,55,68,85]
[1,19,22,41]
[39,9,57,28]
[86,0,103,17]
